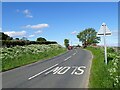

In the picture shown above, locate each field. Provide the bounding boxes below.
[1,44,66,71]
[87,47,120,88]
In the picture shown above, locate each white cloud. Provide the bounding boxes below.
[17,9,33,18]
[26,15,33,18]
[23,9,33,18]
[71,31,77,35]
[25,24,49,29]
[28,34,35,38]
[35,30,42,34]
[4,31,26,37]
[23,9,30,14]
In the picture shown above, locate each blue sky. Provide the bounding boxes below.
[2,2,118,46]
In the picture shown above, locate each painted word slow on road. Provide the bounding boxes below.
[45,66,86,75]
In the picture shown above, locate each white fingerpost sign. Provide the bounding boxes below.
[97,23,111,64]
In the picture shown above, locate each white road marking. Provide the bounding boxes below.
[57,66,71,74]
[53,67,63,74]
[64,56,72,61]
[45,66,86,75]
[71,66,78,74]
[75,50,77,53]
[71,66,86,75]
[28,64,58,80]
[73,53,76,56]
[45,67,62,75]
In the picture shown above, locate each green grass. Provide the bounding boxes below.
[2,46,67,71]
[86,47,114,88]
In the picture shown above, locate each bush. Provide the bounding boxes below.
[107,47,115,53]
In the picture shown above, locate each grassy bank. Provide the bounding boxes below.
[86,47,120,88]
[1,44,66,71]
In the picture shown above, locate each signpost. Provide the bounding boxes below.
[97,23,111,64]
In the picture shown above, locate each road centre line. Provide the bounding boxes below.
[73,53,76,56]
[64,56,72,61]
[28,64,59,80]
[75,50,77,53]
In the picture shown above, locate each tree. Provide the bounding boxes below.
[21,37,28,41]
[37,37,47,42]
[77,28,100,47]
[15,38,19,40]
[64,39,69,48]
[0,32,13,40]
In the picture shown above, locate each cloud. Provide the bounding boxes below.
[28,35,35,38]
[23,9,33,18]
[23,9,30,14]
[25,24,49,29]
[0,27,2,32]
[26,15,33,18]
[71,31,77,35]
[16,9,33,18]
[35,30,42,34]
[4,31,26,37]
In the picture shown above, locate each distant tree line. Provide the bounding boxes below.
[0,32,57,47]
[1,40,57,48]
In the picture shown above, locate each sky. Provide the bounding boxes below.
[1,2,118,46]
[1,0,120,2]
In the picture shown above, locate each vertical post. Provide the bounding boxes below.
[71,41,72,46]
[103,25,107,64]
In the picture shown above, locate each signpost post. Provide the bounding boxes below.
[97,23,111,64]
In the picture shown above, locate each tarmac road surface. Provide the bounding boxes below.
[2,48,93,88]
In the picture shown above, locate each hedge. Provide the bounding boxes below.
[0,40,57,47]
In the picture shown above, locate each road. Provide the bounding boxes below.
[2,48,93,88]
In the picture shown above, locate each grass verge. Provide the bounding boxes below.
[2,44,67,71]
[86,47,114,88]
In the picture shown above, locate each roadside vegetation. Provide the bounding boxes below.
[0,32,66,71]
[76,28,119,88]
[87,47,120,88]
[1,44,66,71]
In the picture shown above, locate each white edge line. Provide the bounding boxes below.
[28,64,58,80]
